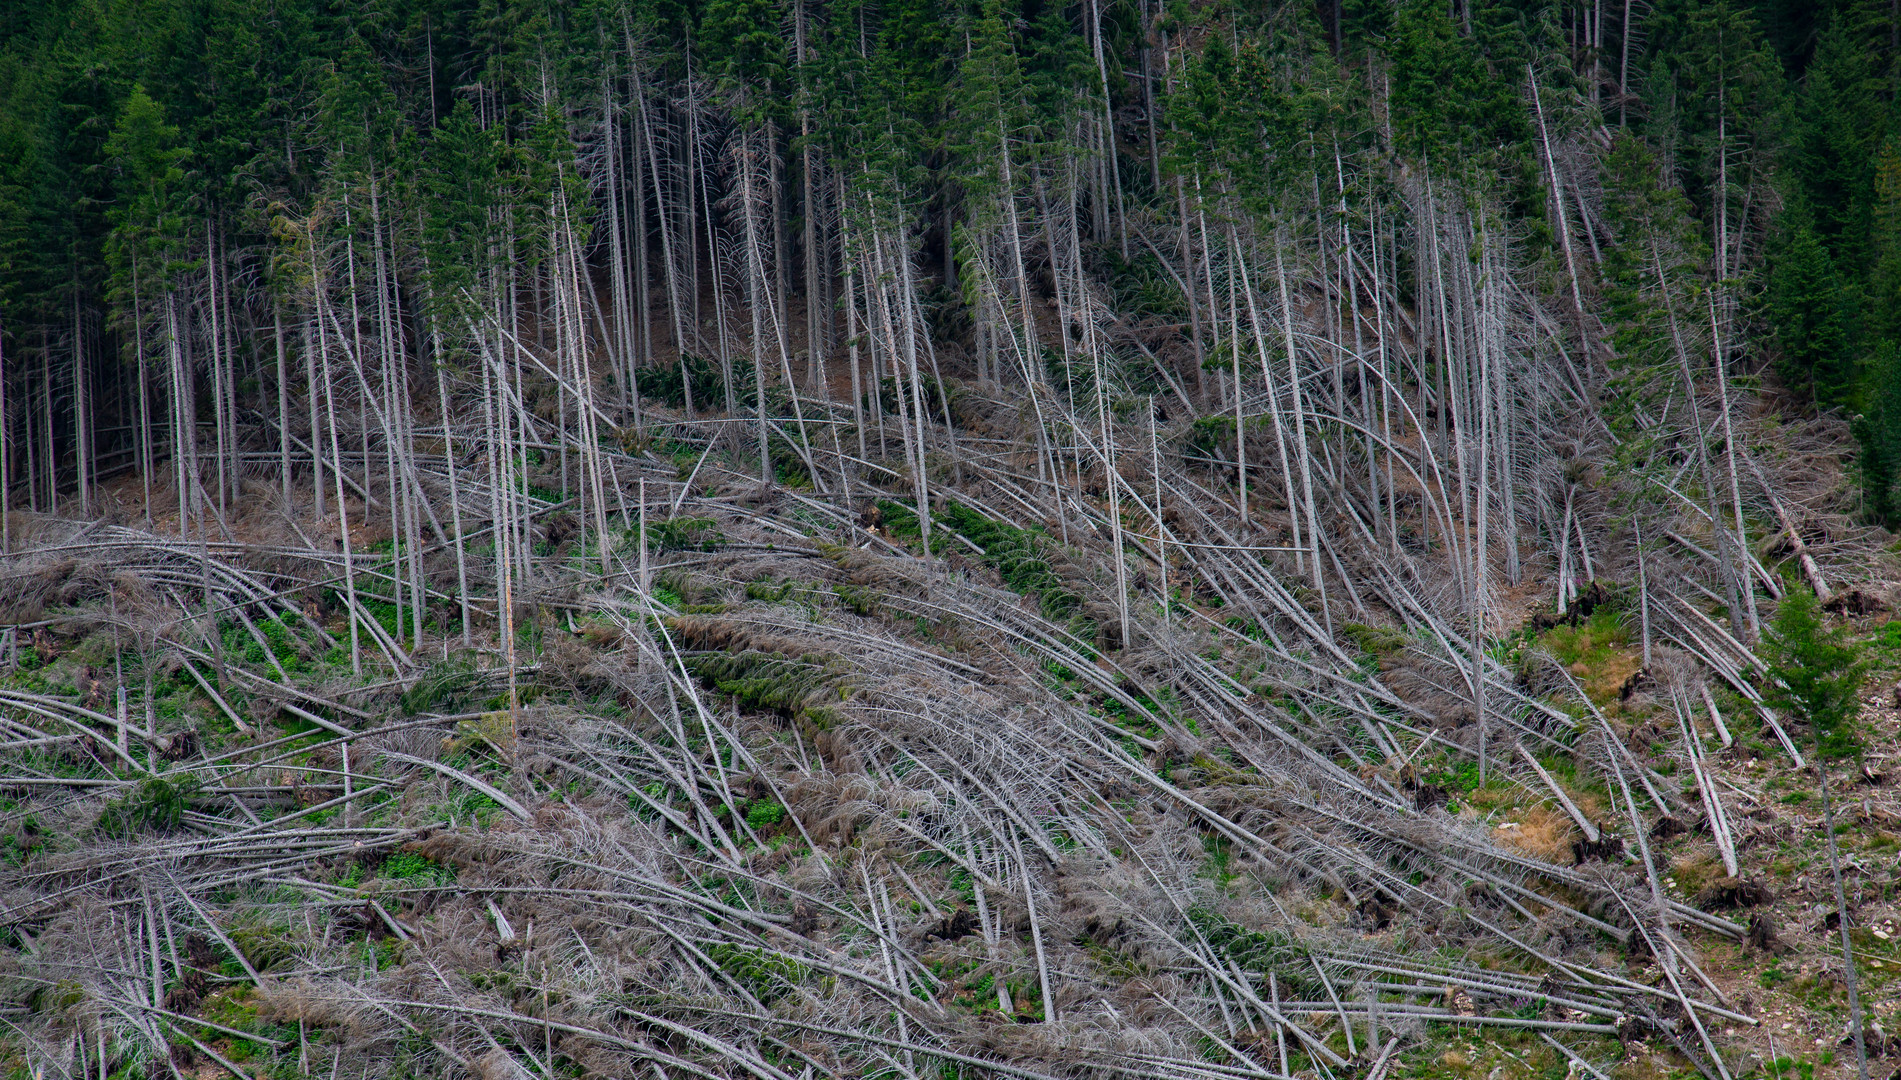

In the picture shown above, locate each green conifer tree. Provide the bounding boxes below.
[1763,201,1857,407]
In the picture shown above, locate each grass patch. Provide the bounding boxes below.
[1540,608,1640,704]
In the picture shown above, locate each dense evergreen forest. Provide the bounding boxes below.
[5,0,1901,1077]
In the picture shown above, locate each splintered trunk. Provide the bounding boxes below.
[556,179,612,575]
[369,182,409,641]
[682,55,704,346]
[1708,294,1756,640]
[869,227,930,547]
[477,328,519,717]
[603,80,631,412]
[999,138,1038,375]
[796,7,822,390]
[857,246,887,459]
[1470,235,1492,783]
[1530,67,1588,338]
[993,141,1058,507]
[894,229,933,532]
[1088,0,1126,257]
[166,294,194,530]
[770,130,791,378]
[699,125,734,427]
[629,76,652,390]
[1082,297,1130,650]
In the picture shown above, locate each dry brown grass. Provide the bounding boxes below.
[1492,805,1578,863]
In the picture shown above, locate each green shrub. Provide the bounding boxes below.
[745,799,786,831]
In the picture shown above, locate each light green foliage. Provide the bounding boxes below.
[744,798,786,831]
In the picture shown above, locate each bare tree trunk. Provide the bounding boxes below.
[1176,179,1206,403]
[132,262,153,529]
[630,51,691,413]
[1226,231,1248,525]
[739,130,773,485]
[432,316,471,647]
[304,311,325,520]
[1653,245,1748,640]
[319,293,362,678]
[205,224,229,520]
[1709,294,1757,639]
[1530,67,1588,340]
[275,305,291,511]
[845,247,865,473]
[72,289,90,518]
[0,323,8,548]
[1818,757,1872,1080]
[1089,0,1127,258]
[796,6,821,392]
[1274,233,1322,601]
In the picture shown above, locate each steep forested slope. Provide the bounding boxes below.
[2,1,1901,1078]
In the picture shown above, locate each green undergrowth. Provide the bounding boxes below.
[1535,607,1641,706]
[380,851,455,886]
